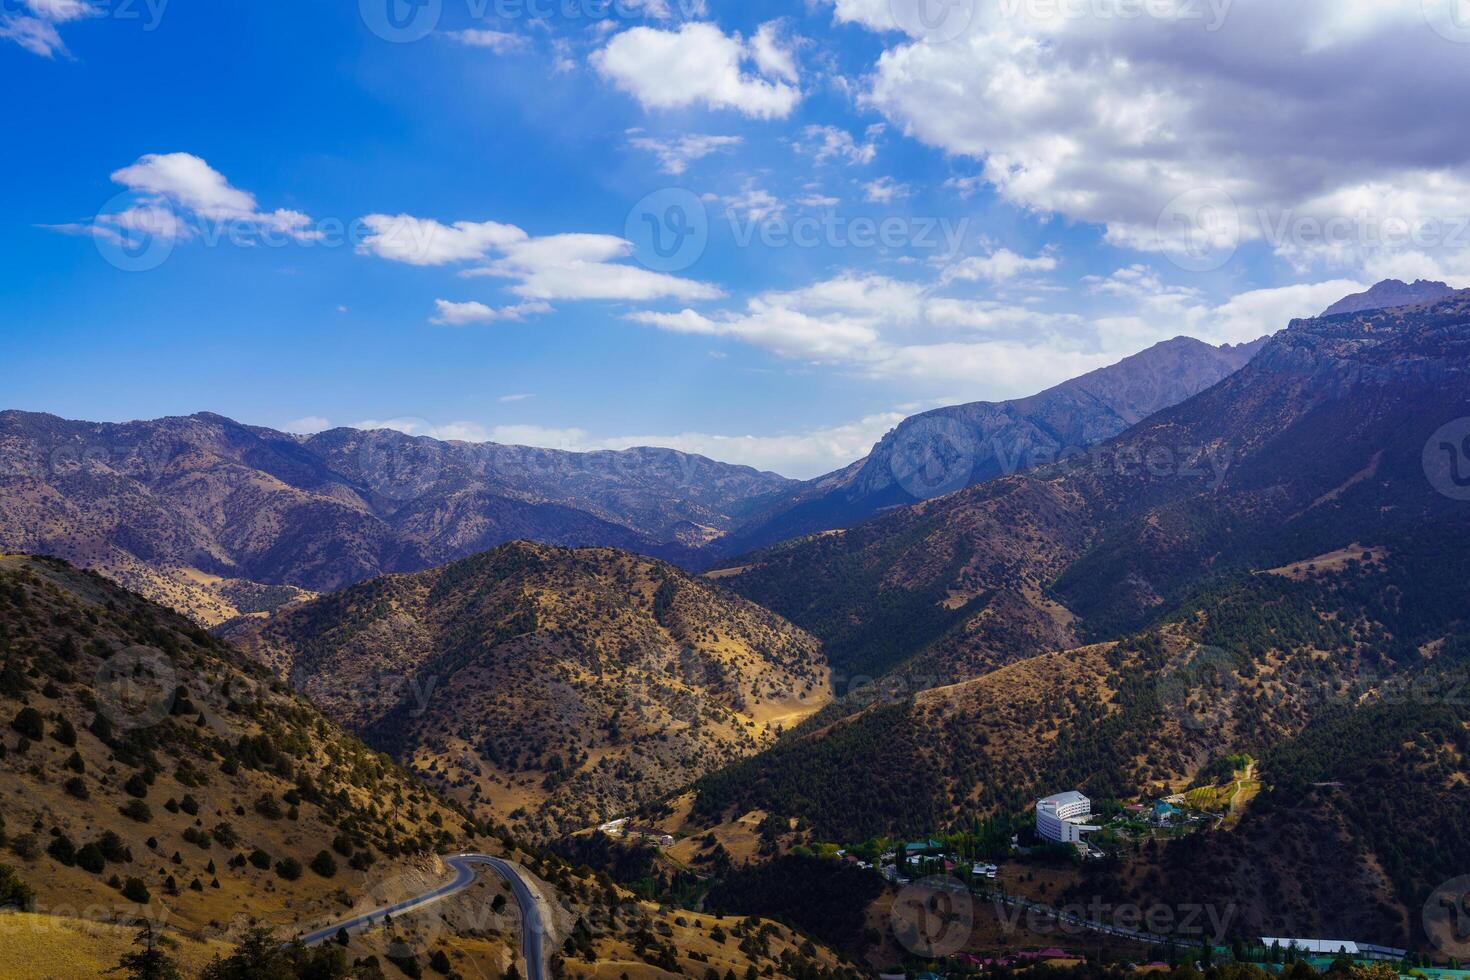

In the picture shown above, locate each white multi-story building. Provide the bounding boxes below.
[1036,791,1099,843]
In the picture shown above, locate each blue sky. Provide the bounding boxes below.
[4,0,1469,476]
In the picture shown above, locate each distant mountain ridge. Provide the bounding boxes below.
[1320,277,1453,316]
[0,410,794,623]
[709,334,1266,561]
[717,290,1470,690]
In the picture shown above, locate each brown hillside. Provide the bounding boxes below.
[230,542,831,840]
[0,553,854,978]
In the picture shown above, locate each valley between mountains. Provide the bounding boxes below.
[4,280,1470,974]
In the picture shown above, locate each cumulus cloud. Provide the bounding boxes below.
[359,215,526,266]
[848,1,1470,274]
[48,153,319,246]
[627,132,743,175]
[593,22,801,119]
[359,213,721,302]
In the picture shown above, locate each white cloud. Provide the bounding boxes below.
[624,261,1373,398]
[1085,266,1367,346]
[469,233,724,302]
[627,272,925,361]
[941,248,1058,284]
[349,418,494,443]
[850,1,1470,274]
[445,29,529,53]
[111,154,251,217]
[361,213,722,303]
[630,305,881,361]
[862,177,911,203]
[485,412,907,478]
[872,342,1118,394]
[552,38,577,73]
[924,299,1083,335]
[593,22,801,119]
[796,124,881,166]
[796,193,841,209]
[430,299,551,325]
[717,182,784,222]
[627,132,743,175]
[749,20,799,84]
[358,215,526,266]
[1,0,95,56]
[51,153,319,246]
[0,13,66,56]
[498,393,535,403]
[282,416,332,435]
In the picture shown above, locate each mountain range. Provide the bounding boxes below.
[682,289,1470,945]
[0,410,793,625]
[0,334,1269,628]
[709,335,1266,560]
[6,278,1468,966]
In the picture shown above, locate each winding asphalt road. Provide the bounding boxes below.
[295,853,547,980]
